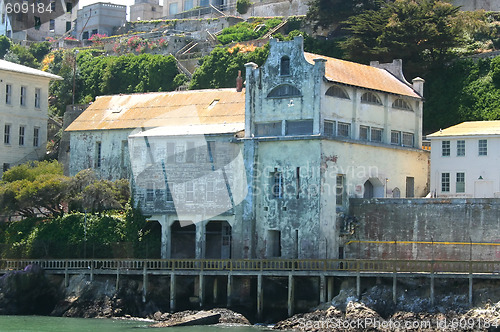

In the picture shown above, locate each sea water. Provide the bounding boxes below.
[0,316,271,332]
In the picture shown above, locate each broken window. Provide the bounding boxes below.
[361,92,382,105]
[391,131,401,145]
[359,125,369,140]
[255,122,281,137]
[286,120,313,135]
[371,128,383,142]
[267,84,301,98]
[392,98,412,111]
[271,169,283,198]
[324,120,335,136]
[325,85,350,99]
[337,122,351,138]
[336,174,345,206]
[402,132,414,147]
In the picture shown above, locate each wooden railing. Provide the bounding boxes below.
[1,259,500,274]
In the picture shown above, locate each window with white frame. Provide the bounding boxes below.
[20,86,27,106]
[457,140,465,156]
[18,126,25,146]
[4,124,10,144]
[186,182,194,202]
[441,173,450,192]
[371,128,383,142]
[479,139,487,156]
[359,125,369,140]
[206,180,215,202]
[33,127,39,147]
[456,172,465,193]
[5,84,11,104]
[34,88,41,108]
[361,92,382,105]
[337,122,350,138]
[324,120,335,136]
[391,131,401,145]
[402,132,414,147]
[442,140,450,156]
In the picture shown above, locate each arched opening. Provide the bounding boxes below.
[205,220,232,259]
[393,187,401,198]
[363,178,385,198]
[171,220,196,258]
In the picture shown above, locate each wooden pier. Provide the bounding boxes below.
[2,258,500,318]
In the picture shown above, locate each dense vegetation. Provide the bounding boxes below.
[216,18,283,45]
[0,161,159,259]
[46,50,186,116]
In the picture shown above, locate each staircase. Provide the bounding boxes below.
[262,19,288,39]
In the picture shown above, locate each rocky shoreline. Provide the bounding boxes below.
[3,265,500,331]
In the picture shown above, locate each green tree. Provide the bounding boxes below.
[190,45,269,89]
[341,0,464,78]
[28,41,51,63]
[306,0,385,31]
[4,44,38,68]
[0,35,11,58]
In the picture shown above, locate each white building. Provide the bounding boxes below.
[74,2,126,40]
[130,0,163,22]
[428,121,500,198]
[0,60,62,174]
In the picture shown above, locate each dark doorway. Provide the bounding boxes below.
[171,221,196,258]
[363,180,374,198]
[205,221,232,259]
[406,177,415,198]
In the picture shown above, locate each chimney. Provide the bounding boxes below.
[236,70,243,92]
[412,77,425,96]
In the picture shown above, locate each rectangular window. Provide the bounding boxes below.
[186,182,194,202]
[169,2,178,15]
[286,120,313,135]
[402,132,414,147]
[20,86,27,106]
[336,174,345,206]
[337,122,350,137]
[166,182,173,202]
[457,140,465,156]
[186,142,195,163]
[4,124,10,144]
[391,131,401,145]
[66,21,72,32]
[441,172,450,192]
[324,120,335,136]
[33,127,39,147]
[371,128,383,142]
[271,169,283,198]
[5,84,11,104]
[50,1,56,11]
[95,142,102,168]
[184,0,193,10]
[206,180,215,202]
[442,140,450,156]
[268,230,281,257]
[255,122,281,137]
[66,2,73,12]
[49,19,55,31]
[34,16,41,29]
[34,88,41,108]
[121,140,128,167]
[456,172,465,193]
[3,163,9,172]
[18,126,25,146]
[479,139,487,156]
[175,144,185,163]
[359,125,369,140]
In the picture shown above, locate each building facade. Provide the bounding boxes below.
[66,37,429,260]
[1,0,78,41]
[163,0,225,17]
[130,0,163,22]
[428,121,500,198]
[0,59,62,175]
[74,2,126,40]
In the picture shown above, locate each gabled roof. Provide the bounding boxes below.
[0,60,62,80]
[303,52,420,99]
[65,89,246,132]
[427,121,500,138]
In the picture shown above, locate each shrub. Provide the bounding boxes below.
[236,0,251,14]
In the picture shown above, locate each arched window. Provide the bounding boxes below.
[325,86,350,99]
[361,92,382,105]
[280,56,290,76]
[392,187,401,198]
[392,98,413,111]
[267,84,301,98]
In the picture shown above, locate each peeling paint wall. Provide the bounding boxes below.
[68,129,131,180]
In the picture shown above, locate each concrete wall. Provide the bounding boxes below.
[227,0,309,18]
[75,2,126,39]
[452,0,500,11]
[349,198,500,261]
[130,3,163,21]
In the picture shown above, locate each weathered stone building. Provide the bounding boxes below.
[66,37,429,260]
